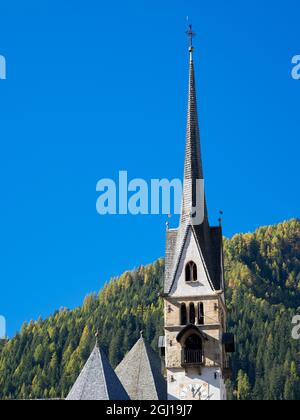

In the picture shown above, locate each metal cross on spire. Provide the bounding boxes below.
[186,24,196,53]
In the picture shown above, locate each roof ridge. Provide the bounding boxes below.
[134,337,145,399]
[140,337,159,399]
[143,338,164,399]
[98,347,109,399]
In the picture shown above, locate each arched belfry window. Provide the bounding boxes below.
[185,334,202,352]
[189,303,196,325]
[180,303,187,326]
[185,261,197,282]
[183,334,203,365]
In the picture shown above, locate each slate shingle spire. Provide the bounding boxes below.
[115,333,167,400]
[66,339,130,400]
[181,25,207,225]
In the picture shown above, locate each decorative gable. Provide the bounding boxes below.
[169,227,214,297]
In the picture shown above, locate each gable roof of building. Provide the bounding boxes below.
[115,335,167,400]
[66,343,130,400]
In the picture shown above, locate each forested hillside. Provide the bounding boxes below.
[224,219,300,400]
[0,219,299,400]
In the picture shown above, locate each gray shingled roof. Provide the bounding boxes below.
[181,57,206,225]
[115,336,167,400]
[66,344,130,400]
[164,51,223,295]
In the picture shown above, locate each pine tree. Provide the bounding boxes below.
[284,362,300,400]
[237,370,251,400]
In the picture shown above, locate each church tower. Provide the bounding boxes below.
[163,26,234,401]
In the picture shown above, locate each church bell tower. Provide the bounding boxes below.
[163,26,234,401]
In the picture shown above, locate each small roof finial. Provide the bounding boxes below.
[186,23,196,57]
[140,330,144,338]
[95,329,99,347]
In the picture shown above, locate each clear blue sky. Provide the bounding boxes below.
[0,0,299,336]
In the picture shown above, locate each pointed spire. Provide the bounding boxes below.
[66,343,129,400]
[115,335,167,400]
[181,25,206,225]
